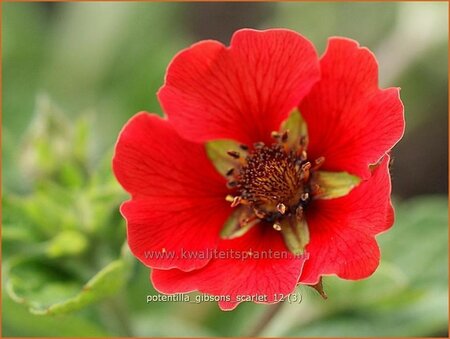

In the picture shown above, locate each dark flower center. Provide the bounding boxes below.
[239,144,310,218]
[225,131,324,230]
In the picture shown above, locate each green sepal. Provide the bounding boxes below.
[280,108,308,149]
[313,171,362,200]
[31,259,129,315]
[309,277,328,299]
[280,217,310,255]
[205,139,244,176]
[220,210,258,239]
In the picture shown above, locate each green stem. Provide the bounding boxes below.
[102,296,133,336]
[246,302,284,337]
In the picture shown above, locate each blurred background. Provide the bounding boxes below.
[2,2,448,337]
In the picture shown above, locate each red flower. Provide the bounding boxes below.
[113,29,404,311]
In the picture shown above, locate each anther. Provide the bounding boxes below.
[227,181,238,188]
[301,193,309,201]
[227,150,240,159]
[225,195,234,202]
[226,168,235,176]
[273,223,282,231]
[231,196,241,207]
[301,162,311,172]
[271,131,281,139]
[300,150,308,161]
[239,144,249,151]
[299,136,308,148]
[313,156,325,169]
[276,203,287,215]
[254,209,266,219]
[253,142,265,149]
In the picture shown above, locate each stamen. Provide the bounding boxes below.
[253,142,265,149]
[227,181,238,188]
[226,168,235,176]
[313,156,325,170]
[225,195,235,202]
[271,131,281,139]
[222,132,325,236]
[227,150,240,159]
[296,206,304,221]
[301,162,311,172]
[254,209,266,219]
[231,196,241,207]
[276,203,287,215]
[301,161,311,181]
[239,144,249,151]
[300,150,307,161]
[299,136,308,148]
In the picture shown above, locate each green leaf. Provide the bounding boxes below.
[205,139,245,176]
[20,95,73,181]
[280,217,310,255]
[312,171,361,199]
[380,196,448,287]
[18,95,95,189]
[6,259,85,310]
[279,108,308,149]
[6,254,131,316]
[46,230,88,258]
[31,259,130,315]
[2,294,111,337]
[73,114,92,163]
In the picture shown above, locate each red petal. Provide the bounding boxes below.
[159,29,320,145]
[151,225,307,311]
[113,113,231,271]
[299,38,405,179]
[300,156,393,284]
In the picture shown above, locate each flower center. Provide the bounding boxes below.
[239,144,310,218]
[225,131,324,230]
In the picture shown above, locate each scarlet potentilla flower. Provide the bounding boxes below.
[113,29,404,310]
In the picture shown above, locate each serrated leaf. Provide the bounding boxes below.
[312,171,361,199]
